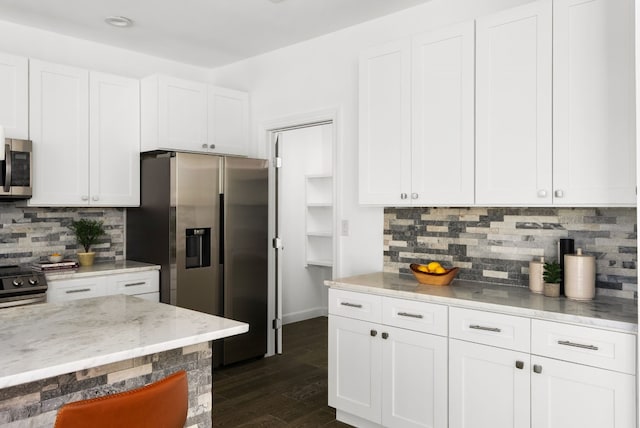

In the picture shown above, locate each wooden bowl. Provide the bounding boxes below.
[409,264,459,286]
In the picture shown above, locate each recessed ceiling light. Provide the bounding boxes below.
[105,16,134,28]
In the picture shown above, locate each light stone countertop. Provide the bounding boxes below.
[0,295,248,388]
[44,260,160,281]
[327,272,638,334]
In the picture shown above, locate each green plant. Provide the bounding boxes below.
[543,261,562,284]
[68,219,105,253]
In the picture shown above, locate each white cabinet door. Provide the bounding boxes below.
[207,86,249,156]
[382,325,447,428]
[0,52,28,139]
[89,72,140,206]
[411,21,475,206]
[29,60,89,206]
[552,0,635,206]
[157,75,207,153]
[359,40,411,205]
[531,356,636,428]
[328,315,382,424]
[449,339,530,428]
[475,0,552,205]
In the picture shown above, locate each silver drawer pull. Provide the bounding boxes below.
[66,288,91,294]
[469,324,502,333]
[557,340,599,351]
[340,302,363,309]
[124,282,146,287]
[397,311,423,319]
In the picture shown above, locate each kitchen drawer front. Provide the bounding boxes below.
[531,319,636,375]
[111,271,159,296]
[449,307,531,352]
[382,296,447,336]
[329,289,382,323]
[47,277,108,303]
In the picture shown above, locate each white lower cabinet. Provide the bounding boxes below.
[531,356,636,428]
[329,288,637,428]
[47,269,159,303]
[449,339,530,428]
[329,289,447,428]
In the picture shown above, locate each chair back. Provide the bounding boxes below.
[54,370,188,428]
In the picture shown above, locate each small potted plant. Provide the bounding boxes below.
[68,218,105,266]
[542,260,562,297]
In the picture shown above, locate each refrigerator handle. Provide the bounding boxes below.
[219,193,225,265]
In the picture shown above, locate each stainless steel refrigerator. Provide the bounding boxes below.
[127,152,268,367]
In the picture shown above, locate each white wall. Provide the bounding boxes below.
[0,19,209,80]
[208,0,535,278]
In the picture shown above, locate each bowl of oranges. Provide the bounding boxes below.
[409,261,459,286]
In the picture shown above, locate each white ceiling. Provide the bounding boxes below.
[0,0,431,68]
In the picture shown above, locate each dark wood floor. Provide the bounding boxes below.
[212,317,350,427]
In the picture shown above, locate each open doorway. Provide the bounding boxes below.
[268,117,337,355]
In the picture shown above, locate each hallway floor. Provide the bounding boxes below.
[212,317,350,427]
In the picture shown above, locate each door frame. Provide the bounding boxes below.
[261,107,341,357]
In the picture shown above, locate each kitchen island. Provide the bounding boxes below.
[0,295,248,427]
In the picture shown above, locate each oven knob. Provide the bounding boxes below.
[12,278,23,287]
[28,278,39,285]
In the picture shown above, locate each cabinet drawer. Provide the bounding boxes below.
[449,307,531,352]
[329,289,382,323]
[382,296,447,336]
[47,277,107,303]
[111,271,159,296]
[531,319,636,375]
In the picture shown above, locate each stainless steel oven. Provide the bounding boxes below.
[0,266,47,308]
[0,139,32,199]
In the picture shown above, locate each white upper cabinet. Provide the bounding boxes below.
[29,60,90,206]
[0,52,28,139]
[142,74,249,156]
[412,21,475,206]
[141,75,207,153]
[208,86,249,156]
[29,60,140,207]
[89,72,140,206]
[552,0,636,205]
[359,22,474,206]
[359,40,411,205]
[475,0,553,206]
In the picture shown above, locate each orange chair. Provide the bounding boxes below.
[54,370,188,428]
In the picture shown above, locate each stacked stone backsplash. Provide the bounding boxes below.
[0,202,124,265]
[384,207,637,300]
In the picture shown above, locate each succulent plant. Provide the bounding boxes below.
[543,260,562,284]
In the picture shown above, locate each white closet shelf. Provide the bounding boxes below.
[306,259,333,268]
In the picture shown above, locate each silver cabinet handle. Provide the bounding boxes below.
[381,332,389,339]
[66,288,91,294]
[533,364,543,374]
[370,329,377,337]
[201,143,208,149]
[398,311,423,319]
[469,324,502,333]
[537,189,547,198]
[411,193,418,199]
[81,195,89,201]
[209,144,216,149]
[124,281,146,287]
[400,193,408,200]
[340,302,362,309]
[557,340,599,351]
[554,189,564,198]
[515,361,524,370]
[91,196,99,201]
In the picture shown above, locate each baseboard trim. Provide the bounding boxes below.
[282,307,328,325]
